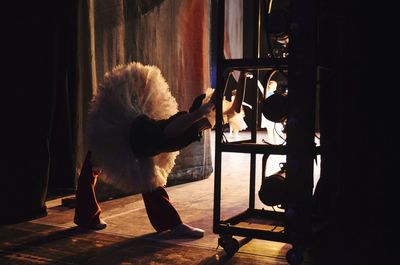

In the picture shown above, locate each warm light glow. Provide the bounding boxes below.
[268,0,274,14]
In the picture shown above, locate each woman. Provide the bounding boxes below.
[74,62,246,238]
[74,62,214,237]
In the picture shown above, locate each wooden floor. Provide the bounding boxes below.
[0,130,320,265]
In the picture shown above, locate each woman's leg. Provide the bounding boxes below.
[142,186,204,237]
[73,151,106,230]
[141,186,182,232]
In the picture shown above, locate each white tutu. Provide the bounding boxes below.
[87,62,179,193]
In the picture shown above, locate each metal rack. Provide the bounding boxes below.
[212,1,318,264]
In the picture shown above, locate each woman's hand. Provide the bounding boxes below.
[189,93,206,113]
[163,101,214,139]
[197,101,215,117]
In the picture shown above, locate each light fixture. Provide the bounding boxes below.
[260,91,288,123]
[258,162,286,207]
[266,0,290,58]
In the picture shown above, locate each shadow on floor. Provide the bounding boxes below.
[1,222,291,265]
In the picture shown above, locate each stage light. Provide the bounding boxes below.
[260,92,288,123]
[266,0,290,58]
[258,163,286,207]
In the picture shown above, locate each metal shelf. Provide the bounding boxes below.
[213,0,318,263]
[222,58,288,71]
[220,142,287,154]
[218,208,288,243]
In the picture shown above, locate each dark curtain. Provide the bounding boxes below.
[47,1,80,198]
[313,1,395,264]
[1,2,60,223]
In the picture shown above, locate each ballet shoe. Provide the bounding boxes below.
[170,223,205,238]
[78,218,107,230]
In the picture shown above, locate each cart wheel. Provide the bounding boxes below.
[218,235,239,256]
[286,247,304,265]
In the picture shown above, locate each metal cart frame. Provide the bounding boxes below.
[212,1,318,264]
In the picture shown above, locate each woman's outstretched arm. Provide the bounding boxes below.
[163,101,215,139]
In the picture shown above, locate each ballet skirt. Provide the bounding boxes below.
[86,61,180,193]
